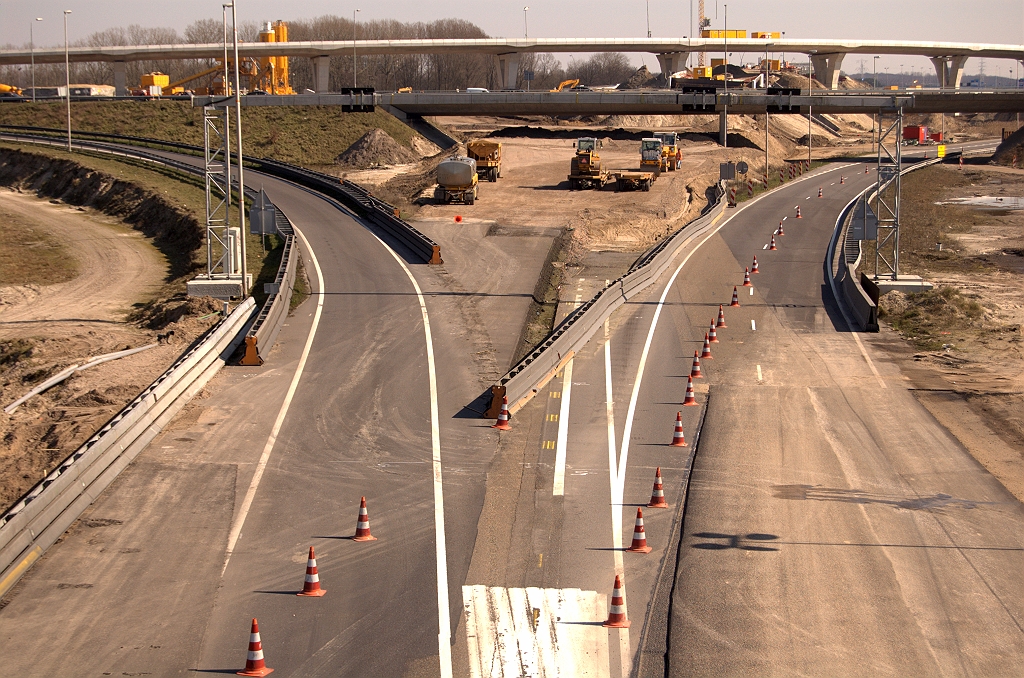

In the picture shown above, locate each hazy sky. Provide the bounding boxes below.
[3,0,1022,77]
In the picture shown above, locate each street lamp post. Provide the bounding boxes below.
[63,10,72,152]
[230,0,247,298]
[873,56,879,89]
[30,17,42,103]
[523,6,529,39]
[353,9,360,88]
[646,0,651,38]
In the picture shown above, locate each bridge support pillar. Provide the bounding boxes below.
[493,53,520,90]
[656,52,690,85]
[930,55,968,89]
[113,61,127,97]
[312,56,331,93]
[810,53,846,89]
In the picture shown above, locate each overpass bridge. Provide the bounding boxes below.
[193,88,1024,117]
[2,37,1022,94]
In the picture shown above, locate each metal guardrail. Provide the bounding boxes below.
[828,155,949,332]
[0,298,255,598]
[244,208,298,364]
[0,125,444,265]
[487,181,727,417]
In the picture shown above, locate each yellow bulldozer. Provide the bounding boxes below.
[568,137,607,190]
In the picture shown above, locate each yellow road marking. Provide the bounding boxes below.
[0,545,43,598]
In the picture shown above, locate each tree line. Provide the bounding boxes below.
[0,15,639,93]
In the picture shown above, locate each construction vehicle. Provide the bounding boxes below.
[435,157,479,205]
[550,79,580,92]
[466,139,502,182]
[568,137,607,190]
[654,132,680,171]
[0,83,23,95]
[640,138,664,174]
[158,21,294,96]
[610,170,657,191]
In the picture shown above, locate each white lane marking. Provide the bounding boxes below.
[552,358,574,496]
[752,319,757,331]
[463,585,609,677]
[756,364,763,381]
[852,332,887,389]
[603,320,630,677]
[762,244,768,250]
[374,238,453,678]
[222,225,325,576]
[749,287,754,296]
[782,216,788,220]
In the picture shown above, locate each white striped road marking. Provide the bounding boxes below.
[603,319,631,678]
[553,358,574,496]
[603,159,858,670]
[749,287,754,296]
[782,216,788,220]
[376,234,453,678]
[762,244,768,250]
[757,365,763,381]
[752,319,757,330]
[463,585,609,678]
[853,332,887,389]
[222,225,325,577]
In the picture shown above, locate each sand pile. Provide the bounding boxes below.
[992,125,1024,165]
[337,129,419,167]
[617,66,665,90]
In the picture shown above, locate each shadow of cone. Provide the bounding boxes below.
[237,618,273,677]
[296,546,326,597]
[353,497,377,542]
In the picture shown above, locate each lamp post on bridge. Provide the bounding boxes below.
[523,6,529,39]
[63,9,71,153]
[353,9,360,89]
[30,17,42,103]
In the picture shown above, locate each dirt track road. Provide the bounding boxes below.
[0,189,167,329]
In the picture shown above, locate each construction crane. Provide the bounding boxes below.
[698,0,709,67]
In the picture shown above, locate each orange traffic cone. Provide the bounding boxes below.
[603,575,630,628]
[237,618,273,677]
[690,350,703,379]
[701,333,713,359]
[648,467,669,507]
[670,411,687,446]
[778,224,785,236]
[818,187,823,198]
[626,508,653,553]
[491,395,511,430]
[751,255,760,273]
[296,546,326,597]
[796,206,802,218]
[742,267,752,287]
[769,235,777,251]
[708,321,718,343]
[730,286,740,307]
[352,497,377,542]
[683,376,697,406]
[865,164,870,174]
[840,175,845,184]
[717,304,727,328]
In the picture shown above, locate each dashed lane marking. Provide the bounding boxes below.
[547,413,559,422]
[752,319,757,331]
[222,225,325,578]
[553,358,574,496]
[542,440,556,450]
[757,364,763,381]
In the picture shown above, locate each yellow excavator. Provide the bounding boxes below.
[550,79,580,92]
[0,83,23,96]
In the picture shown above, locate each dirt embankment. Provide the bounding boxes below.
[0,151,221,514]
[867,162,1024,500]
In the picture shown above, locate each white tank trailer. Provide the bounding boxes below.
[435,156,479,205]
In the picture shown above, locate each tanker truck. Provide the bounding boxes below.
[435,157,479,205]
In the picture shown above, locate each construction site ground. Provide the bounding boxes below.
[869,161,1024,503]
[0,181,220,513]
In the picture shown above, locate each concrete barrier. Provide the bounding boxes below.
[0,298,255,599]
[489,182,727,416]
